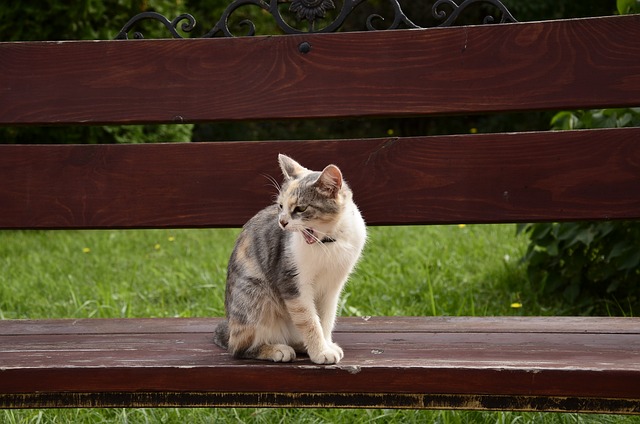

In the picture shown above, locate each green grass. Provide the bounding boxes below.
[1,225,636,423]
[3,408,640,424]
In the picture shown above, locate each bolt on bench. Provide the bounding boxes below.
[1,0,640,414]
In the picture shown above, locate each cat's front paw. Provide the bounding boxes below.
[309,343,344,364]
[329,342,344,359]
[266,344,296,362]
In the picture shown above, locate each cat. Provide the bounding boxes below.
[213,154,366,364]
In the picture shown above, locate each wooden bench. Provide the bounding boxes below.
[1,5,640,414]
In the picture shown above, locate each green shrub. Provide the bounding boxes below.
[518,222,640,312]
[550,108,640,131]
[617,0,640,14]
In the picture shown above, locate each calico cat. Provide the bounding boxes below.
[213,154,366,364]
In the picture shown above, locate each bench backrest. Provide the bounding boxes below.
[1,14,640,229]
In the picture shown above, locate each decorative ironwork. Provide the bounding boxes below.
[290,0,336,23]
[433,0,517,26]
[115,0,517,40]
[117,11,197,39]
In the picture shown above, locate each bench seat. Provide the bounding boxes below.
[1,316,639,413]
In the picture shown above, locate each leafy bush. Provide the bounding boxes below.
[550,108,640,131]
[617,0,640,14]
[518,222,640,312]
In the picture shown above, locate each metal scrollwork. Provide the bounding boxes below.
[433,0,517,26]
[290,0,336,23]
[115,11,197,39]
[115,0,517,40]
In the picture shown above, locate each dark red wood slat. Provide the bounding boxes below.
[1,127,639,229]
[1,15,639,125]
[335,316,640,334]
[3,333,639,370]
[2,316,640,335]
[2,367,638,401]
[0,318,216,335]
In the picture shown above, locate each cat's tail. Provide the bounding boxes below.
[213,319,230,350]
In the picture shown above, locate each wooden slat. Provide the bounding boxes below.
[1,317,639,413]
[2,316,639,335]
[1,15,639,125]
[1,127,639,229]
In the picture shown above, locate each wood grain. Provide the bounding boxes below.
[1,15,639,125]
[1,127,639,229]
[1,317,639,412]
[4,316,639,335]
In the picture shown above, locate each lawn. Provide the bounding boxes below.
[1,225,637,423]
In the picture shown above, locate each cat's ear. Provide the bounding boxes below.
[278,154,307,180]
[315,165,343,198]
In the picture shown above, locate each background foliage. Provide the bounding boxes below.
[518,220,640,314]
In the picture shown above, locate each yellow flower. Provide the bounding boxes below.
[82,247,91,254]
[154,244,161,250]
[168,236,175,242]
[511,302,523,309]
[458,224,466,229]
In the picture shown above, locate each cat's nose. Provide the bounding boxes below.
[279,218,289,228]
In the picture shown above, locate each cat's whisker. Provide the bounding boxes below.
[303,228,331,255]
[261,173,281,195]
[301,228,320,243]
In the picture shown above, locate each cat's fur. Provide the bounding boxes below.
[213,154,366,364]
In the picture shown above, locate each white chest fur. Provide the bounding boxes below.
[291,202,366,291]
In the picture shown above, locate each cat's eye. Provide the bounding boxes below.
[293,205,308,214]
